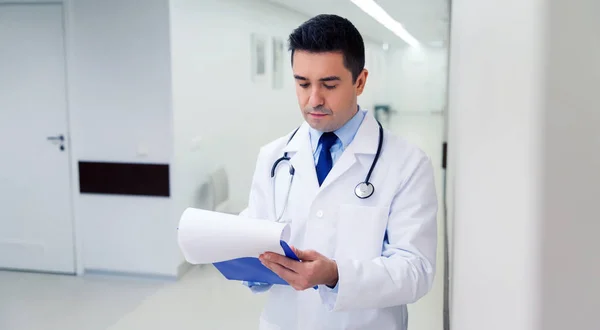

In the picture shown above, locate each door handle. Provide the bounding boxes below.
[47,134,64,142]
[47,134,65,151]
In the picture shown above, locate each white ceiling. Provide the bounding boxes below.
[266,0,449,48]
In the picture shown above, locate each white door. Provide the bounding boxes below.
[0,3,75,274]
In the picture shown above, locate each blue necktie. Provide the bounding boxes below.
[315,132,338,186]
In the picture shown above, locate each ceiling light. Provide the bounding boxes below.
[350,0,420,48]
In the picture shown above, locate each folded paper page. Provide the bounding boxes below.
[177,207,291,264]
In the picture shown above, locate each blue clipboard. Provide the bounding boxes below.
[213,240,315,288]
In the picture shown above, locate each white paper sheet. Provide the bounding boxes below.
[177,207,291,264]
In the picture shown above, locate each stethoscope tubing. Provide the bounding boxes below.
[270,121,383,220]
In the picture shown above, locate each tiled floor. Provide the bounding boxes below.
[0,265,267,330]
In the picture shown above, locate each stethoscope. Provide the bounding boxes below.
[270,121,384,221]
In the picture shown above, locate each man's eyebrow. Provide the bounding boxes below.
[293,75,341,82]
[319,76,341,82]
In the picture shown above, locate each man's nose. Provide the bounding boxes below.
[308,89,324,108]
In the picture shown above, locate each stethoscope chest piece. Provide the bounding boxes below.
[355,182,375,199]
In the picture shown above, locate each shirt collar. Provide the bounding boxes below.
[309,105,367,151]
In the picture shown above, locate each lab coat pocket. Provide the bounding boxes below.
[335,204,389,261]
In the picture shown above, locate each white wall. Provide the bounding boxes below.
[448,1,544,328]
[385,46,448,114]
[540,0,600,329]
[66,0,180,276]
[448,0,600,329]
[359,44,391,110]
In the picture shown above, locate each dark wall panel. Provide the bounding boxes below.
[78,161,170,197]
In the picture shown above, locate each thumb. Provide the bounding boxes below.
[294,247,320,261]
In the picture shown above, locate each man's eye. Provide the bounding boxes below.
[299,83,309,88]
[324,84,337,90]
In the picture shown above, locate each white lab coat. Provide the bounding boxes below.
[240,111,438,330]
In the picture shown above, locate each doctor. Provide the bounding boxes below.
[240,14,438,330]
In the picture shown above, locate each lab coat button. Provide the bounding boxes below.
[316,210,324,218]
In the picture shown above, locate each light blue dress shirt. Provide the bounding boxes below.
[309,107,367,166]
[246,106,367,293]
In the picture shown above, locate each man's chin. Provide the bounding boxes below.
[307,122,335,133]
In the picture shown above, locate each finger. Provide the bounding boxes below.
[262,260,301,284]
[290,245,299,256]
[294,248,321,261]
[262,252,301,272]
[262,259,314,291]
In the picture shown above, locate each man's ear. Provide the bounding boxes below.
[355,69,369,96]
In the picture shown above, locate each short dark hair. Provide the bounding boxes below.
[288,14,365,83]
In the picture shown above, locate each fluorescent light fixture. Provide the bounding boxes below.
[350,0,420,48]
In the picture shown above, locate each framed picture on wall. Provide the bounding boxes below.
[250,33,267,82]
[272,36,284,89]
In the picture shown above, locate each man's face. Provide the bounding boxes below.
[292,50,368,132]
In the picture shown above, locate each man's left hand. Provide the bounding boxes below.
[259,247,338,291]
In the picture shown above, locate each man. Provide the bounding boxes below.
[240,14,438,330]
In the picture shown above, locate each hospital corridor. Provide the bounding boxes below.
[1,0,598,330]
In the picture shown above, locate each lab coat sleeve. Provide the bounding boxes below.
[319,154,438,311]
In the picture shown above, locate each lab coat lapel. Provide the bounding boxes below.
[318,112,380,192]
[282,123,320,197]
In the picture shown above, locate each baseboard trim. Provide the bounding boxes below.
[84,268,179,281]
